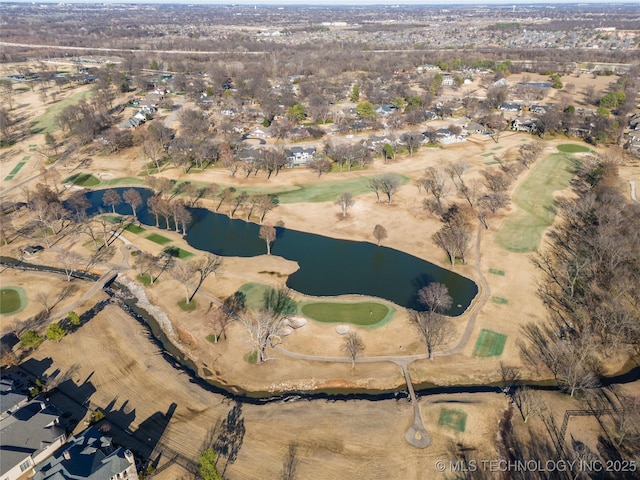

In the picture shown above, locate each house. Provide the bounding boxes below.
[424,110,438,121]
[530,104,547,114]
[440,74,455,87]
[512,117,538,133]
[0,378,28,420]
[33,426,138,480]
[250,128,268,139]
[287,147,316,167]
[22,245,44,257]
[417,64,440,72]
[434,128,467,145]
[237,149,260,162]
[499,102,521,112]
[492,78,510,88]
[363,135,397,150]
[464,122,487,134]
[374,104,397,116]
[0,399,66,480]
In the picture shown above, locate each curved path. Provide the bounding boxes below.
[630,180,638,203]
[275,223,490,448]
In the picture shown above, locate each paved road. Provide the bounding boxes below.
[164,96,185,129]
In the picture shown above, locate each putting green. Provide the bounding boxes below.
[0,287,28,315]
[557,143,590,153]
[300,301,394,327]
[438,408,467,432]
[473,329,507,357]
[64,173,100,187]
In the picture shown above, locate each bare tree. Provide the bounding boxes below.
[191,253,222,301]
[122,189,142,220]
[102,189,122,214]
[417,282,453,314]
[259,224,277,255]
[336,192,354,218]
[372,224,387,246]
[420,167,450,213]
[170,261,197,304]
[36,291,53,314]
[512,387,545,423]
[308,157,331,177]
[400,131,424,156]
[237,287,294,362]
[57,250,82,282]
[372,173,403,204]
[408,310,453,359]
[342,331,365,369]
[255,194,278,224]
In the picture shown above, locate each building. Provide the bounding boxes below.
[32,426,138,480]
[0,399,66,480]
[0,378,28,420]
[286,147,316,166]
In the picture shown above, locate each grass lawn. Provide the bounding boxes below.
[438,408,467,432]
[557,143,591,153]
[64,173,101,187]
[163,246,193,259]
[300,301,393,327]
[146,233,172,245]
[124,223,146,234]
[136,273,153,286]
[102,177,145,186]
[30,88,94,134]
[99,215,123,224]
[0,287,27,315]
[178,299,198,311]
[488,268,505,276]
[244,351,258,364]
[491,296,509,305]
[473,329,507,357]
[238,282,272,311]
[495,153,578,253]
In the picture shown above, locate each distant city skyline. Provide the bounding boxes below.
[1,0,639,5]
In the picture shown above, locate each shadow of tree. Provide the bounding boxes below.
[211,402,245,476]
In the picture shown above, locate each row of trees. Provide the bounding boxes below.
[520,152,640,397]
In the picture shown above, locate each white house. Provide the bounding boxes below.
[287,147,316,166]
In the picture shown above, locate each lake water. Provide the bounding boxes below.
[84,188,478,315]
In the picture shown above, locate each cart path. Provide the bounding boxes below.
[275,223,490,448]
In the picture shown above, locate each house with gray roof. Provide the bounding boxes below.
[0,378,28,420]
[0,399,66,480]
[286,147,316,167]
[32,426,137,480]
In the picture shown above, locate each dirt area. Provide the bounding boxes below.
[0,268,102,337]
[24,303,508,479]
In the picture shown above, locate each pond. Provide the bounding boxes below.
[84,188,478,315]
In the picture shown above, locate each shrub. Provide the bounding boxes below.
[20,330,43,349]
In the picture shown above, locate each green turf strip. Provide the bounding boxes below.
[473,329,507,357]
[438,408,467,432]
